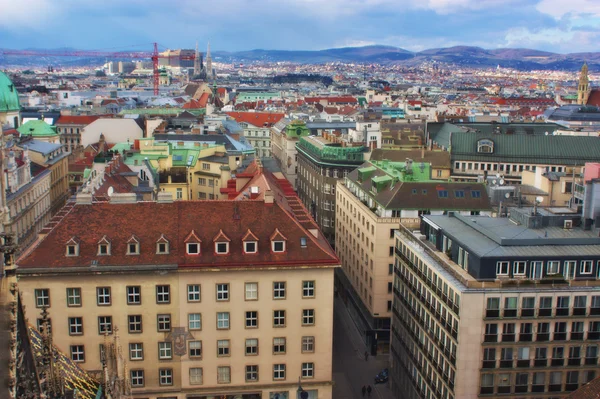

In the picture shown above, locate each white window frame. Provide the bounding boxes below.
[246,365,259,382]
[301,362,314,379]
[273,337,286,354]
[272,240,285,253]
[158,342,172,360]
[244,241,257,254]
[35,289,50,308]
[215,241,229,254]
[188,313,202,330]
[187,242,200,255]
[217,366,231,384]
[496,261,509,276]
[302,336,315,353]
[245,282,258,300]
[97,287,111,305]
[127,242,140,255]
[217,312,230,329]
[127,286,141,305]
[547,261,560,275]
[273,310,285,327]
[273,282,286,299]
[302,309,315,326]
[246,338,258,355]
[189,367,203,385]
[303,281,315,298]
[67,288,81,307]
[513,261,526,276]
[217,339,230,356]
[98,316,112,334]
[273,364,286,380]
[246,311,258,328]
[216,284,229,301]
[70,345,85,362]
[581,260,593,275]
[159,368,173,386]
[69,317,83,335]
[156,285,170,303]
[156,241,169,254]
[129,343,143,360]
[189,340,202,358]
[188,284,201,302]
[157,314,171,332]
[131,370,144,387]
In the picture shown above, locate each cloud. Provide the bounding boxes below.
[0,0,56,30]
[535,0,600,19]
[503,26,600,52]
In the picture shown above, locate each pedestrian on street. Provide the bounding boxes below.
[364,351,369,361]
[367,385,372,397]
[362,385,367,397]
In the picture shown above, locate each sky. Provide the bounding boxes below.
[1,0,600,53]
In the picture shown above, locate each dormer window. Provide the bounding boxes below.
[156,234,169,254]
[270,229,287,253]
[66,237,79,257]
[98,236,111,256]
[127,235,140,255]
[185,230,202,255]
[213,229,231,255]
[242,229,259,254]
[477,139,494,153]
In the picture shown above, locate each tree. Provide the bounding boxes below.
[95,70,106,77]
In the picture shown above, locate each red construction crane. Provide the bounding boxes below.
[0,42,195,95]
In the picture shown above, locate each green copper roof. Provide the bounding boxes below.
[0,71,20,112]
[17,120,57,137]
[119,108,205,116]
[371,160,433,182]
[297,136,366,164]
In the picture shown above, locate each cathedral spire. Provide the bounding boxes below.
[193,41,201,77]
[206,41,214,82]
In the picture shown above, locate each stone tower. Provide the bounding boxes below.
[578,62,591,105]
[193,41,201,77]
[205,41,214,81]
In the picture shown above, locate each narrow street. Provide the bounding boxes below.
[332,297,396,399]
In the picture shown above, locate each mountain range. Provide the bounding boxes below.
[1,45,599,71]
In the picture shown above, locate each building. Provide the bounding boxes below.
[0,71,20,128]
[56,115,102,153]
[271,119,306,189]
[296,134,368,245]
[16,196,340,399]
[546,105,600,132]
[81,118,144,148]
[391,208,600,399]
[17,120,60,144]
[369,148,451,180]
[520,166,582,208]
[158,49,195,68]
[336,160,491,354]
[17,138,70,215]
[225,112,285,158]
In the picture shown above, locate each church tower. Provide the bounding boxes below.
[193,41,201,77]
[578,62,591,105]
[205,41,214,81]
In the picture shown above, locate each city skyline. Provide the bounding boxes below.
[1,0,600,53]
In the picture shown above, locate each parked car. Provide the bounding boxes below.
[375,368,388,384]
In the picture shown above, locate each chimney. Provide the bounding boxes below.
[75,192,93,205]
[157,192,173,203]
[109,193,137,204]
[421,146,425,159]
[264,190,274,205]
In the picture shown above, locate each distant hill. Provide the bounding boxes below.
[2,44,599,71]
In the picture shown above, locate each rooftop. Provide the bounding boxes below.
[296,135,367,164]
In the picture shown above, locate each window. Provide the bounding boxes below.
[273,282,286,299]
[245,282,258,300]
[274,310,286,327]
[66,244,78,256]
[69,317,83,335]
[127,286,141,305]
[66,288,81,307]
[198,177,206,186]
[486,297,500,318]
[216,284,229,301]
[202,163,210,170]
[244,241,257,254]
[188,313,202,330]
[496,262,509,276]
[217,312,230,329]
[189,367,203,385]
[245,338,259,355]
[35,289,50,308]
[156,241,169,254]
[131,370,144,387]
[514,261,526,276]
[189,340,202,358]
[477,139,494,153]
[547,261,560,275]
[127,241,139,255]
[246,311,258,328]
[188,284,201,302]
[272,241,285,252]
[557,296,570,316]
[98,316,112,335]
[215,242,229,254]
[273,364,286,380]
[159,342,172,360]
[302,336,315,353]
[273,337,286,354]
[187,242,200,255]
[97,287,111,305]
[303,281,315,298]
[128,315,142,333]
[298,362,314,380]
[156,285,170,304]
[157,314,171,332]
[581,260,593,274]
[176,188,183,200]
[454,190,465,198]
[129,343,143,360]
[159,368,173,386]
[302,309,315,326]
[217,366,231,384]
[246,365,259,382]
[70,345,85,362]
[37,318,52,334]
[98,242,110,255]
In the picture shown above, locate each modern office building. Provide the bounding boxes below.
[391,207,600,399]
[16,195,339,399]
[336,160,491,353]
[296,134,368,245]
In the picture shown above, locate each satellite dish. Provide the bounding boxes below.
[505,192,510,199]
[545,132,548,135]
[536,196,544,203]
[492,179,497,185]
[107,186,114,197]
[495,174,501,179]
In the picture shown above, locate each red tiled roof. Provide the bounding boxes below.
[182,99,204,109]
[198,92,210,108]
[226,112,285,128]
[17,200,339,270]
[588,89,600,107]
[56,115,101,126]
[565,377,600,399]
[304,96,358,104]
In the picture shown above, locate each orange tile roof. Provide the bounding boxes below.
[56,115,101,125]
[17,200,338,270]
[226,112,285,128]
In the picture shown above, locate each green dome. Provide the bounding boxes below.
[17,120,58,137]
[0,71,20,112]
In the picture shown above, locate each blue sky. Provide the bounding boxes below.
[1,0,600,53]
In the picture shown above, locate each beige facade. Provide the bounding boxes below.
[18,265,334,398]
[521,167,579,207]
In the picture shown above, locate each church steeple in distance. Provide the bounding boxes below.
[206,41,214,81]
[578,62,591,105]
[194,41,201,77]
